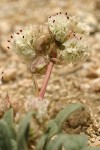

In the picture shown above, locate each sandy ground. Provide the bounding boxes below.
[0,0,100,148]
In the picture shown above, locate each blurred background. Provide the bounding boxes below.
[0,0,100,145]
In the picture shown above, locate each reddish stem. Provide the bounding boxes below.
[39,61,54,100]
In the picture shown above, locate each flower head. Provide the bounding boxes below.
[69,16,90,35]
[47,13,90,63]
[12,25,38,59]
[11,25,52,73]
[25,97,49,120]
[60,38,90,63]
[47,12,70,43]
[10,12,90,72]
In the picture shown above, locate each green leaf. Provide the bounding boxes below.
[17,111,36,150]
[55,103,84,131]
[69,134,88,149]
[83,147,100,150]
[47,121,58,140]
[36,134,48,150]
[36,103,85,150]
[11,140,17,150]
[63,134,88,150]
[3,108,16,140]
[0,120,12,150]
[46,134,88,150]
[3,108,13,125]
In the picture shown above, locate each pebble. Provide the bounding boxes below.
[3,68,17,82]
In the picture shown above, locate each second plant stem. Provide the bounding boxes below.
[39,61,54,100]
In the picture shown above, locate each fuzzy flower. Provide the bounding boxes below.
[48,13,90,43]
[60,38,90,63]
[47,13,90,63]
[25,97,49,120]
[12,25,38,59]
[47,13,70,43]
[10,12,90,70]
[11,25,52,73]
[69,16,90,35]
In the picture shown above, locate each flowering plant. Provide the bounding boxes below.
[7,12,90,116]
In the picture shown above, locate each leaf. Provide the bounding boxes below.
[36,103,85,150]
[63,134,88,150]
[0,120,12,150]
[36,134,48,150]
[36,121,58,150]
[83,147,100,150]
[46,134,88,150]
[3,108,16,140]
[17,112,36,150]
[11,140,17,150]
[47,121,58,140]
[55,103,84,131]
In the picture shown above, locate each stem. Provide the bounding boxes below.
[32,75,39,97]
[39,61,54,100]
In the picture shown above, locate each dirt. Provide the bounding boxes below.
[0,0,100,148]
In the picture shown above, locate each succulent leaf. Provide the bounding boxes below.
[11,140,17,150]
[36,134,48,150]
[46,134,87,150]
[17,112,36,150]
[36,103,84,150]
[46,121,58,140]
[0,120,12,150]
[82,148,100,150]
[55,103,84,131]
[3,108,16,140]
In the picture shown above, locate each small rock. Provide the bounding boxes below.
[90,78,100,92]
[93,137,100,147]
[63,107,92,134]
[2,68,17,82]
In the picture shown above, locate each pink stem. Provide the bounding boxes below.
[39,61,54,100]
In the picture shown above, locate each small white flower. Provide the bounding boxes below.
[12,25,38,59]
[25,97,49,120]
[47,13,70,43]
[68,16,90,35]
[61,38,90,63]
[11,13,90,68]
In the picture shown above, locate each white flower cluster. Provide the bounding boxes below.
[48,13,90,63]
[47,13,70,43]
[61,38,90,63]
[12,25,38,59]
[25,97,49,120]
[11,25,50,72]
[48,14,90,43]
[10,12,90,69]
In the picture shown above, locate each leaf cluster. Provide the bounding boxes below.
[0,103,100,150]
[0,109,35,150]
[36,103,100,150]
